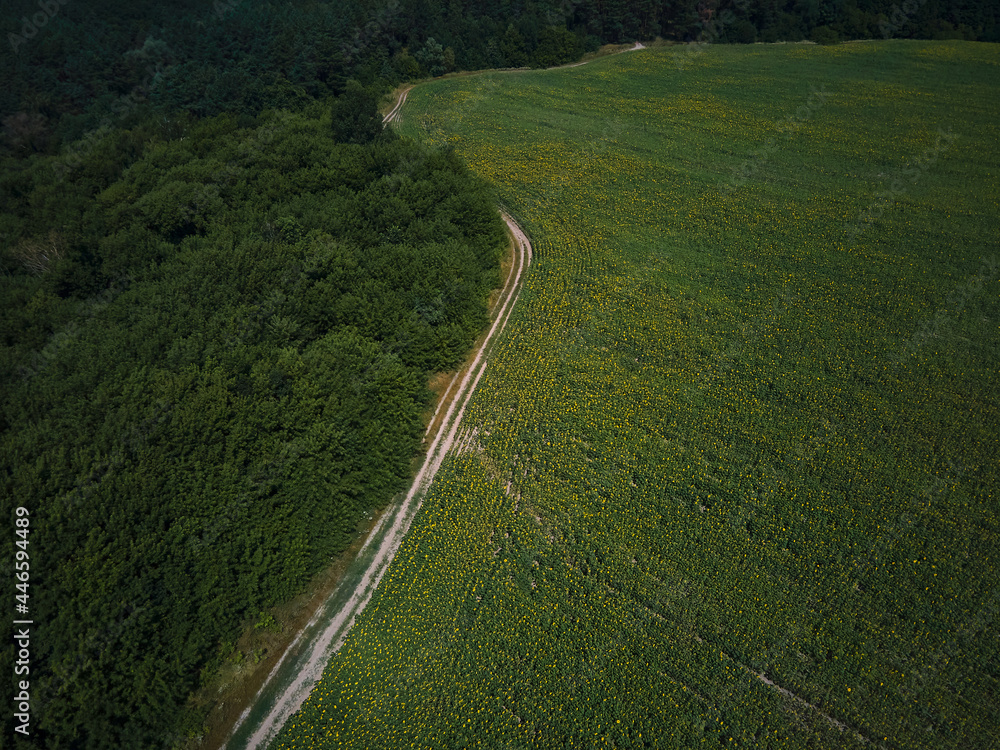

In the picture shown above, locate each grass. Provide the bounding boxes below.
[274,40,999,749]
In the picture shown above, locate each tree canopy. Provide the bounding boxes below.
[0,105,504,748]
[330,80,386,145]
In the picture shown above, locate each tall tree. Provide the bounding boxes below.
[330,80,385,145]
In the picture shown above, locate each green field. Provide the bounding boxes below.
[274,41,1000,749]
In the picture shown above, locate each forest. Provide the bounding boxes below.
[0,99,504,746]
[2,0,999,159]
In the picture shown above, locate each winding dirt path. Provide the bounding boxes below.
[564,40,645,67]
[382,85,413,125]
[221,210,531,750]
[225,40,639,746]
[381,40,646,124]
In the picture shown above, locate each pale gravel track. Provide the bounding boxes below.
[564,40,644,67]
[224,50,576,749]
[222,209,531,750]
[382,85,412,125]
[382,39,644,126]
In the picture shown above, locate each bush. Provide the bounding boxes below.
[532,26,584,68]
[330,80,385,145]
[811,25,841,44]
[734,19,758,43]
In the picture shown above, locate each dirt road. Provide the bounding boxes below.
[382,85,412,125]
[380,40,645,124]
[221,211,532,750]
[224,40,638,746]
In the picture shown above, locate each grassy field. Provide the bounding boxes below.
[273,41,999,749]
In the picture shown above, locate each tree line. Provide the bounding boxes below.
[0,102,505,748]
[2,0,998,158]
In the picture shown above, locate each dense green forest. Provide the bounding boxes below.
[2,0,998,156]
[0,101,504,747]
